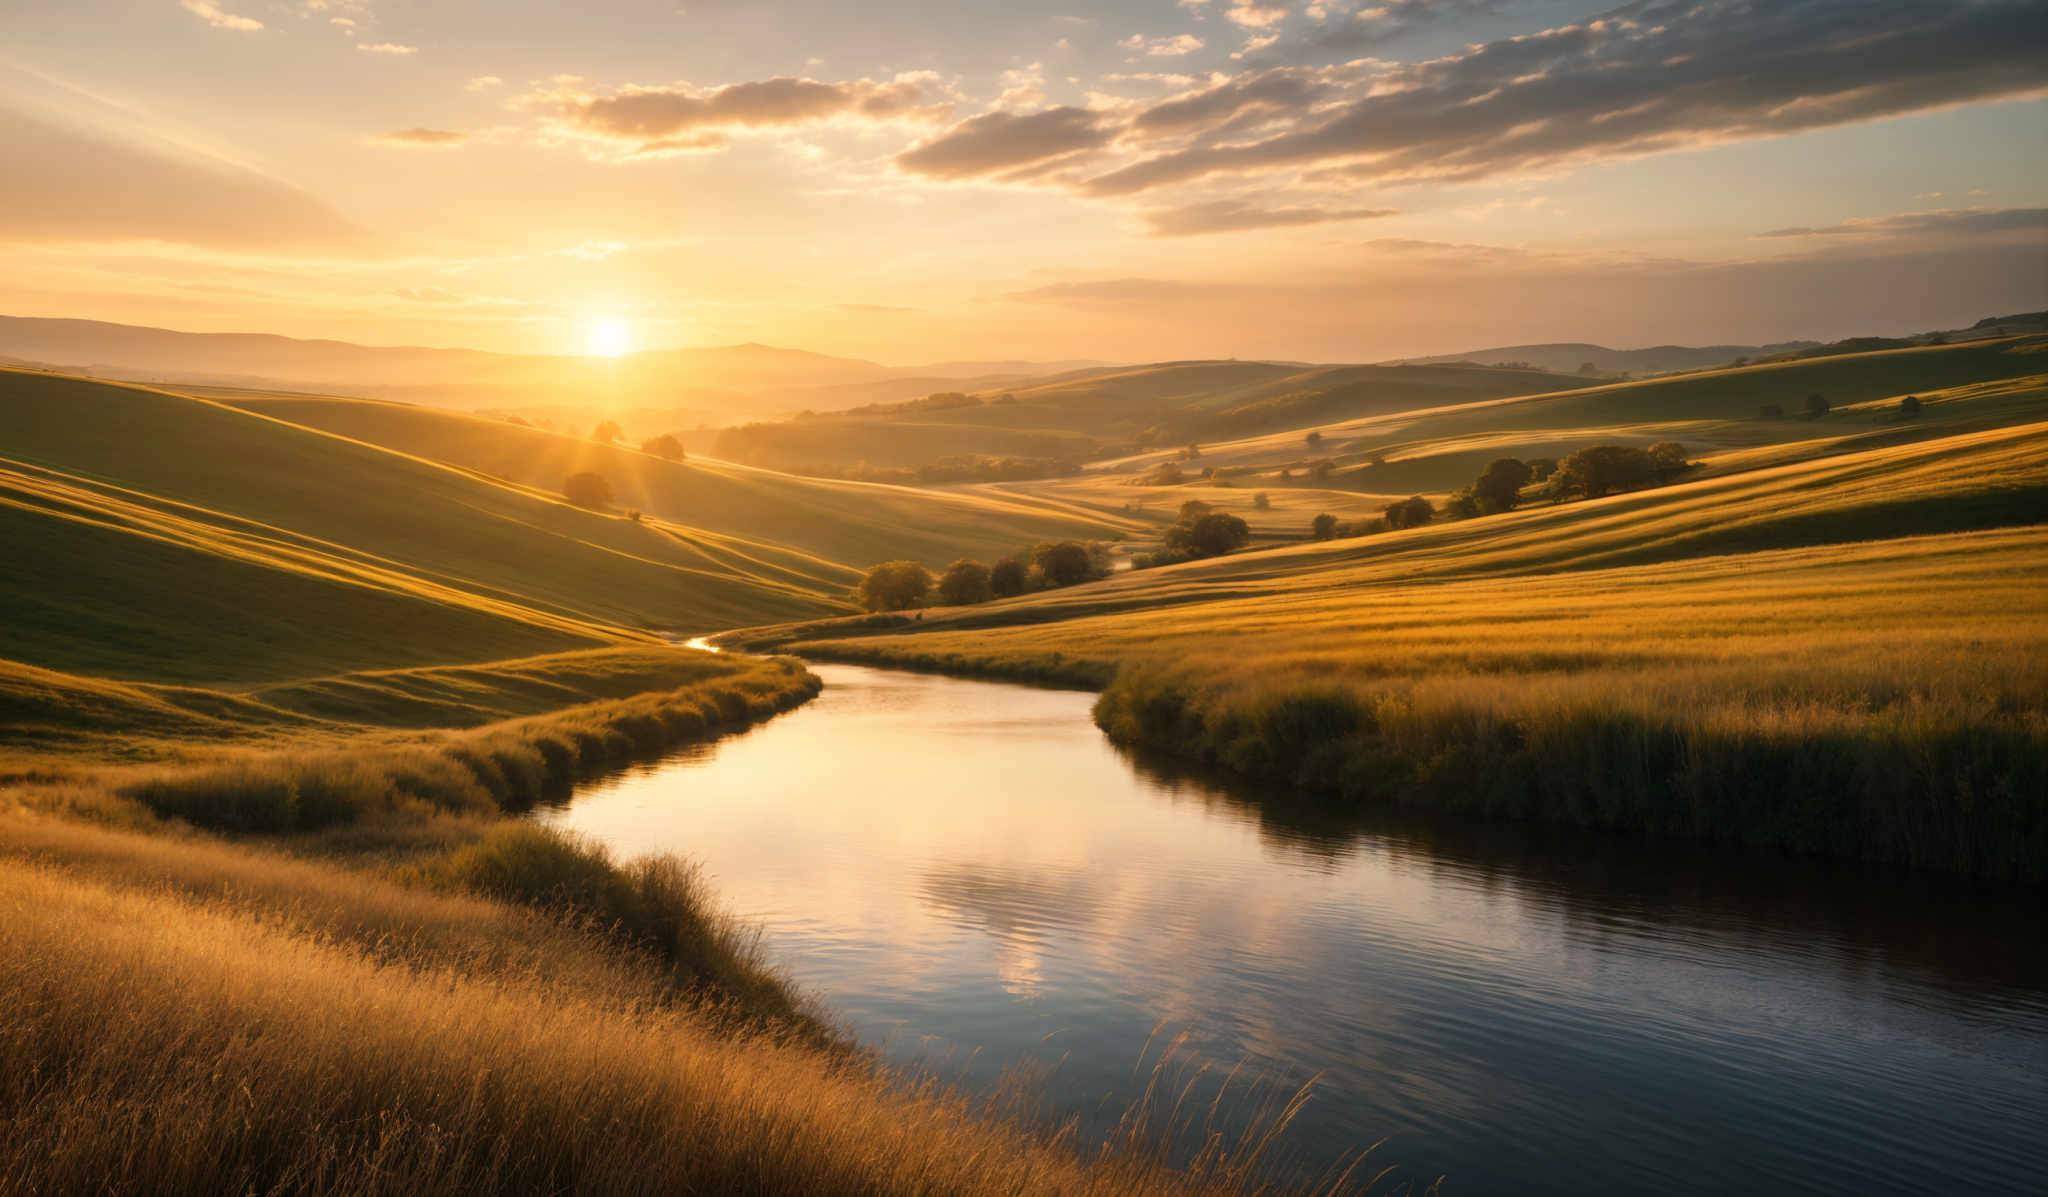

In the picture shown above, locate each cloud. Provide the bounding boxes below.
[180,0,262,32]
[1253,0,1504,60]
[534,73,948,158]
[369,127,466,147]
[1757,206,2048,239]
[1143,198,1396,235]
[894,106,1112,180]
[835,302,917,313]
[1003,277,1203,304]
[1225,2,1290,29]
[392,285,462,302]
[0,104,359,251]
[465,75,503,91]
[1128,67,1330,135]
[1121,33,1206,57]
[357,42,418,55]
[1083,0,2048,196]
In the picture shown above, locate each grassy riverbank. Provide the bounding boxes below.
[771,421,2048,882]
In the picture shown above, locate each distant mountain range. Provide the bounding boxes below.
[1386,341,1822,377]
[0,316,1115,417]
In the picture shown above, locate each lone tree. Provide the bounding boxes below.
[1802,392,1830,420]
[937,559,993,606]
[1165,512,1250,558]
[562,471,614,508]
[1305,430,1324,448]
[853,561,933,612]
[1647,441,1690,480]
[1471,457,1534,513]
[1252,491,1271,510]
[1034,541,1095,587]
[988,558,1029,598]
[1311,513,1338,540]
[1900,394,1923,418]
[641,434,685,460]
[1383,495,1434,530]
[591,419,623,442]
[1549,445,1657,500]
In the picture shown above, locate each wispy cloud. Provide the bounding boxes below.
[369,127,467,147]
[356,42,418,56]
[530,73,951,160]
[1758,207,2048,239]
[894,106,1112,180]
[1143,199,1397,235]
[1121,33,1206,57]
[180,0,263,32]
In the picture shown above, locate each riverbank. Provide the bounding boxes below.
[746,426,2048,884]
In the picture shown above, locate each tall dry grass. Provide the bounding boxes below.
[0,835,1373,1196]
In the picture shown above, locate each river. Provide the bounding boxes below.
[538,662,2047,1194]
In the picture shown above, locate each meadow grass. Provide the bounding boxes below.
[783,422,2048,881]
[0,836,1369,1196]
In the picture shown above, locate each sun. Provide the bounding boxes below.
[585,318,631,358]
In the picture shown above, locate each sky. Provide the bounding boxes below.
[2,0,2044,364]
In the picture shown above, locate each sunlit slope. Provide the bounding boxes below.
[712,359,1592,472]
[1,371,855,651]
[1087,337,2048,495]
[774,419,2048,664]
[225,395,1146,563]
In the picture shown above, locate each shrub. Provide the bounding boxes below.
[851,561,933,612]
[591,420,623,442]
[1144,462,1186,486]
[1382,495,1434,530]
[641,434,686,460]
[936,559,993,606]
[1310,513,1338,540]
[1802,392,1831,420]
[1549,445,1657,500]
[1163,512,1250,558]
[1472,457,1534,514]
[562,472,614,508]
[1307,459,1335,481]
[1033,541,1096,587]
[1305,430,1323,447]
[1900,394,1923,418]
[1252,491,1271,510]
[988,558,1028,598]
[1648,442,1689,480]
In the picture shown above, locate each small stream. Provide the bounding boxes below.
[538,663,2047,1194]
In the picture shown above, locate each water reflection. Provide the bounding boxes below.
[539,664,2048,1195]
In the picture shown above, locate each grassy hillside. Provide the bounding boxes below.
[1082,337,2048,501]
[223,392,1146,565]
[708,359,1593,475]
[763,420,2048,880]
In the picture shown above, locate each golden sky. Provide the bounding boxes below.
[2,0,2044,363]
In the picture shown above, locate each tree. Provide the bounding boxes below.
[1034,541,1095,587]
[1165,512,1249,558]
[937,559,993,606]
[1759,403,1784,419]
[1471,457,1534,514]
[989,558,1028,598]
[1549,445,1657,500]
[1183,443,1203,461]
[1311,513,1338,540]
[1900,394,1923,418]
[1308,459,1335,481]
[1443,490,1481,520]
[1252,491,1271,510]
[852,561,933,612]
[591,420,623,442]
[1305,430,1324,448]
[1577,361,1600,377]
[1177,499,1215,523]
[562,472,613,508]
[1647,441,1689,480]
[1382,495,1434,530]
[1525,457,1559,482]
[641,434,685,460]
[1146,461,1186,485]
[1802,392,1830,420]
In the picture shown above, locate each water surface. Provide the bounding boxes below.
[540,664,2047,1193]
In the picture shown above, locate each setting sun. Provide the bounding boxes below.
[585,318,631,358]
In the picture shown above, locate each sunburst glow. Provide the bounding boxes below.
[585,318,631,358]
